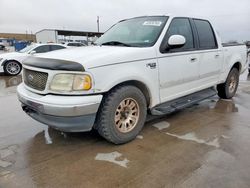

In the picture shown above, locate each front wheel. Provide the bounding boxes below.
[96,85,147,144]
[217,68,239,99]
[4,61,22,76]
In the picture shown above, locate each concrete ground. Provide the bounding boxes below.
[0,71,250,188]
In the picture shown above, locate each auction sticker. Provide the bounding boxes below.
[143,21,162,26]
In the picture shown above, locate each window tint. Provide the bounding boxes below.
[194,19,217,49]
[34,45,50,53]
[67,43,77,46]
[67,43,85,47]
[165,18,194,51]
[50,45,66,51]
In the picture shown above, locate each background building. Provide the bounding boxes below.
[35,29,103,44]
[0,33,36,43]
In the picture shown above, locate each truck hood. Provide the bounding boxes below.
[33,45,156,70]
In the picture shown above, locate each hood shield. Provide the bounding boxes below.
[23,56,84,72]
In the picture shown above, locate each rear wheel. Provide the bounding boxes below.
[217,68,239,99]
[4,61,22,76]
[96,85,147,144]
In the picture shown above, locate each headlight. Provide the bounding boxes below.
[50,74,92,92]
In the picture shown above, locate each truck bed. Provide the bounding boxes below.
[222,43,247,74]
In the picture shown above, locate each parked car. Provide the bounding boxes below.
[0,44,6,51]
[62,42,86,47]
[17,15,247,144]
[0,43,67,75]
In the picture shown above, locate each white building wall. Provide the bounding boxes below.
[36,30,58,43]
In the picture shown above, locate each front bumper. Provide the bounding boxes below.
[17,83,103,132]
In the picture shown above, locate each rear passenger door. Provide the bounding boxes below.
[157,18,200,103]
[192,19,223,85]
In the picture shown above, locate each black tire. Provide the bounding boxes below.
[96,85,147,144]
[4,60,22,76]
[217,68,239,99]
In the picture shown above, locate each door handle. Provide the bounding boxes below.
[146,62,156,69]
[190,57,197,62]
[215,54,220,58]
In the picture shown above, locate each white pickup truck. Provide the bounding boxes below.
[17,15,247,144]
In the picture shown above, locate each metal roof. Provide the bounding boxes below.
[36,29,103,37]
[57,30,103,37]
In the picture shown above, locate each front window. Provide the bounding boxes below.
[164,18,194,51]
[96,16,168,47]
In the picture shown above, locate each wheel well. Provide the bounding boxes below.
[3,60,22,67]
[107,80,151,107]
[231,62,241,72]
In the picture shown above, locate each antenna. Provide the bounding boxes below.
[97,16,100,32]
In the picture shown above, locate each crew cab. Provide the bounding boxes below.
[17,15,247,144]
[0,43,66,75]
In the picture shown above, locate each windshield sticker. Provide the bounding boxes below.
[143,21,162,26]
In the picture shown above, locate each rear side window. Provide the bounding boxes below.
[67,43,77,46]
[34,45,50,53]
[68,43,85,47]
[67,43,84,47]
[50,45,66,51]
[193,19,217,49]
[164,18,194,51]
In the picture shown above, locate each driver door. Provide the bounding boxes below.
[157,18,200,103]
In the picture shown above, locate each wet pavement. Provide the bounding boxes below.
[0,71,250,188]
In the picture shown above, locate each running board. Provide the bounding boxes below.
[151,87,217,116]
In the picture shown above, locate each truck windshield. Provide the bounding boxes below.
[96,16,168,47]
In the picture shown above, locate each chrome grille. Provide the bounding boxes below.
[23,69,48,91]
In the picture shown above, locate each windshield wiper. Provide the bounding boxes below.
[101,41,132,47]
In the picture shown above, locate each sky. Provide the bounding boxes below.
[0,0,249,42]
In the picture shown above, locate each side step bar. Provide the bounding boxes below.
[151,87,217,116]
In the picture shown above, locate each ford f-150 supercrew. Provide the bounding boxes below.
[17,15,247,144]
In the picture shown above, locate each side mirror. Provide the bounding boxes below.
[29,50,36,55]
[168,35,186,48]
